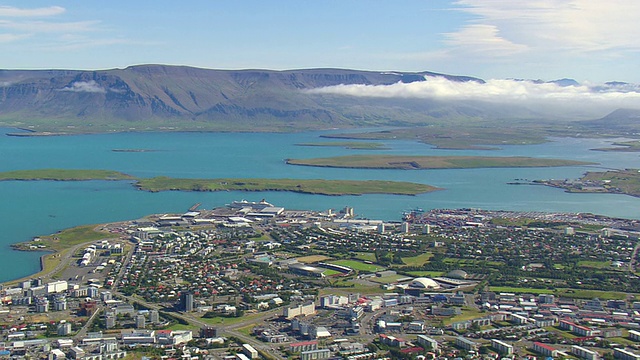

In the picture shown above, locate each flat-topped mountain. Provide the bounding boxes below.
[0,65,489,132]
[0,65,638,135]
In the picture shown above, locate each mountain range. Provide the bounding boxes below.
[0,65,637,134]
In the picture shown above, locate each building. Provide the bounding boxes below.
[379,334,406,348]
[201,326,219,338]
[105,315,116,329]
[614,348,640,360]
[289,263,325,278]
[289,340,318,353]
[46,281,68,294]
[284,302,316,319]
[320,295,348,308]
[416,335,438,350]
[572,345,600,360]
[149,310,159,323]
[491,339,514,355]
[35,298,49,313]
[242,344,259,359]
[629,330,640,341]
[301,348,332,360]
[539,294,555,304]
[53,295,67,311]
[533,342,558,357]
[121,330,156,345]
[455,337,478,351]
[560,319,597,336]
[57,323,72,336]
[135,314,146,329]
[180,292,194,312]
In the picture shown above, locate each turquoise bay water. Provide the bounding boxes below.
[1,128,640,282]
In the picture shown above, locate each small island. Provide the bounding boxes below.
[0,169,439,196]
[0,169,136,181]
[112,149,158,153]
[535,169,640,197]
[286,155,594,170]
[295,141,389,150]
[592,140,640,152]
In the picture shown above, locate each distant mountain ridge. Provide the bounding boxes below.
[0,64,637,134]
[0,65,488,132]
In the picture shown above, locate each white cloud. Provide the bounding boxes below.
[0,33,30,43]
[0,6,65,17]
[0,19,99,33]
[306,76,640,112]
[59,80,106,93]
[446,0,640,56]
[443,24,527,56]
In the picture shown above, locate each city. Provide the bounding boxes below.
[2,201,640,360]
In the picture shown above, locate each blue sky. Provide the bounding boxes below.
[1,1,639,83]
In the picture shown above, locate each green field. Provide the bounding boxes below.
[354,252,377,262]
[369,275,407,284]
[296,142,388,150]
[488,287,635,300]
[0,169,440,196]
[489,286,555,294]
[594,140,640,152]
[329,259,385,272]
[401,253,434,266]
[578,260,613,269]
[28,224,114,252]
[580,169,640,197]
[0,169,134,181]
[321,126,551,150]
[406,271,445,277]
[322,269,342,276]
[444,258,504,266]
[286,155,592,170]
[444,307,486,325]
[136,177,439,195]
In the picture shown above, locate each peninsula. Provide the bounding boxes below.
[0,169,439,196]
[536,168,640,197]
[592,140,640,152]
[295,142,389,150]
[286,155,593,170]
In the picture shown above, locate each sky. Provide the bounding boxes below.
[1,1,639,84]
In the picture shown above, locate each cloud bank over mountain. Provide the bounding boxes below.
[307,76,640,112]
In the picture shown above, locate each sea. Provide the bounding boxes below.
[1,127,640,282]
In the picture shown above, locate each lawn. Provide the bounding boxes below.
[322,269,342,276]
[407,271,445,277]
[38,224,114,251]
[369,275,408,284]
[557,289,631,300]
[329,259,385,272]
[577,260,612,269]
[444,307,487,325]
[488,287,554,294]
[201,312,264,326]
[236,323,257,337]
[297,255,331,264]
[164,323,200,332]
[354,252,377,262]
[401,253,433,266]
